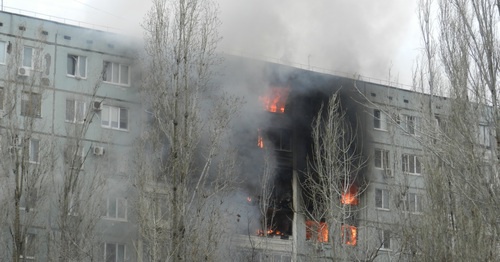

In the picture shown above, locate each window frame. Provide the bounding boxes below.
[380,229,391,250]
[103,61,130,86]
[20,233,36,260]
[0,41,6,64]
[65,99,86,124]
[67,54,87,78]
[478,124,490,148]
[29,139,40,164]
[373,109,387,130]
[402,114,419,135]
[104,196,127,221]
[21,92,42,118]
[375,188,390,210]
[374,149,390,169]
[101,105,128,131]
[104,242,126,262]
[405,193,422,214]
[0,87,4,111]
[22,46,34,68]
[402,154,421,175]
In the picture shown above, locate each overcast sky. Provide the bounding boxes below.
[5,0,421,86]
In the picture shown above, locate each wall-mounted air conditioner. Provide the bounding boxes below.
[93,146,105,156]
[17,67,30,77]
[92,101,102,111]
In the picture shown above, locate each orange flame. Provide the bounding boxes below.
[342,225,357,246]
[305,220,329,243]
[341,184,359,205]
[257,228,283,237]
[247,197,252,202]
[257,129,264,148]
[259,87,290,113]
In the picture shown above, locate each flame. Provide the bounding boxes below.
[247,197,252,202]
[342,225,357,246]
[257,129,264,148]
[305,220,329,243]
[341,184,359,205]
[257,228,284,237]
[259,87,290,113]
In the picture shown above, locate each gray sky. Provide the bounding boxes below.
[5,0,420,86]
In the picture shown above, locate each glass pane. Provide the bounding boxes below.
[119,108,128,129]
[79,56,86,77]
[117,198,126,219]
[0,42,6,63]
[375,150,381,168]
[66,99,75,122]
[117,244,125,262]
[23,47,33,67]
[374,110,380,128]
[110,107,119,128]
[76,101,85,122]
[106,243,116,262]
[112,63,119,83]
[383,190,389,209]
[409,156,415,173]
[416,157,421,174]
[101,106,110,127]
[67,55,76,75]
[375,189,382,208]
[30,139,39,162]
[383,151,389,168]
[108,198,116,218]
[120,65,129,84]
[104,62,112,82]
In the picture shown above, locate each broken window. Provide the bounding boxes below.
[341,225,357,246]
[305,220,328,242]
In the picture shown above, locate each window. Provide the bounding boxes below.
[478,124,490,147]
[402,154,421,175]
[101,105,128,130]
[22,46,34,68]
[104,197,127,220]
[104,243,126,262]
[402,115,419,135]
[379,229,391,250]
[67,54,87,78]
[373,109,387,130]
[375,188,390,210]
[20,233,36,260]
[21,92,41,117]
[405,193,422,213]
[0,41,6,64]
[103,61,130,85]
[0,87,4,111]
[341,225,357,246]
[29,139,39,163]
[65,145,84,170]
[374,149,389,169]
[268,128,291,151]
[20,190,37,212]
[65,99,86,123]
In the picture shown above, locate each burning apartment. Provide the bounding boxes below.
[0,9,495,262]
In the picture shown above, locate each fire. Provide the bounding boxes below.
[257,129,264,148]
[257,228,283,236]
[341,184,359,205]
[259,87,290,113]
[342,225,357,246]
[305,220,329,243]
[247,197,252,202]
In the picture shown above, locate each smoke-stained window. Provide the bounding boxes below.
[375,188,390,210]
[103,61,130,86]
[373,109,387,130]
[67,54,87,78]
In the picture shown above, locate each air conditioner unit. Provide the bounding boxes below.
[93,146,105,156]
[17,67,30,77]
[92,101,102,111]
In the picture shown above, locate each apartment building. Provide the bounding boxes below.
[0,11,493,262]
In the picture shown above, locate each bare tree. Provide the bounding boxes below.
[0,25,54,262]
[137,0,240,261]
[402,0,500,260]
[302,93,367,261]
